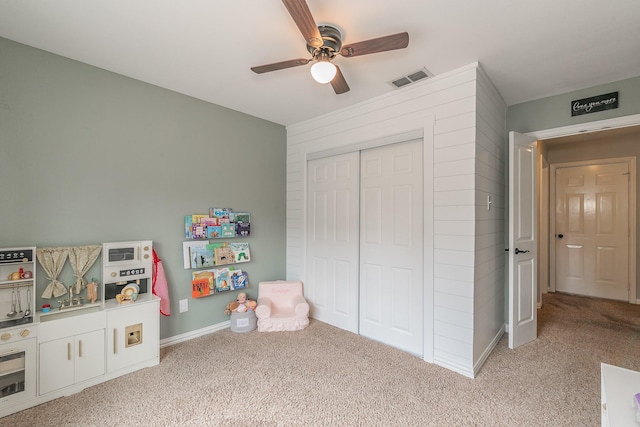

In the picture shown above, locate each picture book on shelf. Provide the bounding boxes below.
[235,222,250,237]
[210,208,232,224]
[207,225,222,239]
[213,244,235,265]
[191,269,215,298]
[228,242,251,263]
[191,223,206,240]
[191,277,210,298]
[231,212,251,223]
[215,268,231,292]
[221,223,236,238]
[230,270,249,290]
[182,240,209,269]
[190,245,215,269]
[184,214,209,239]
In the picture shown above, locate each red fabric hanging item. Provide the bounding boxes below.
[152,249,171,316]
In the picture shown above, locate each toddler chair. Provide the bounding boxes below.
[255,280,310,332]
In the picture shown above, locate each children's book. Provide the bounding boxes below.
[192,269,215,298]
[190,245,215,269]
[191,277,210,298]
[214,245,235,265]
[184,215,193,239]
[215,268,231,292]
[228,242,250,263]
[231,212,251,224]
[182,240,209,269]
[207,225,222,239]
[201,217,218,227]
[210,208,232,224]
[236,222,250,237]
[221,223,236,238]
[230,270,249,290]
[191,223,206,239]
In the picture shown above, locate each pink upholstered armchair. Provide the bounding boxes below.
[255,281,310,332]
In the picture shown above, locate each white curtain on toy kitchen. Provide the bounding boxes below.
[37,247,69,299]
[68,245,101,294]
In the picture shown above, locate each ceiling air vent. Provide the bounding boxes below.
[389,67,433,89]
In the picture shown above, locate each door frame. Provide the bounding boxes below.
[548,157,636,303]
[523,113,640,307]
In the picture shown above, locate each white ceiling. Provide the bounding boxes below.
[1,0,639,126]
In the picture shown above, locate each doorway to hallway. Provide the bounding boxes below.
[552,160,631,301]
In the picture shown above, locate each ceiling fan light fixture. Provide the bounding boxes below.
[310,61,336,84]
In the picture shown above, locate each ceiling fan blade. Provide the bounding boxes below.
[251,58,310,74]
[282,0,323,48]
[340,32,409,58]
[330,66,350,94]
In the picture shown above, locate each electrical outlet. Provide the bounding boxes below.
[179,299,188,313]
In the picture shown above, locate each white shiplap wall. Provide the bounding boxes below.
[286,62,507,377]
[472,68,507,375]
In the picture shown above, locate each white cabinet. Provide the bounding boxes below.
[106,295,159,374]
[37,311,105,396]
[601,363,640,427]
[38,329,104,395]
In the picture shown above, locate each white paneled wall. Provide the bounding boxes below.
[473,68,507,375]
[286,63,507,377]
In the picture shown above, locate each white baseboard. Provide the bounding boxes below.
[160,320,230,348]
[474,325,505,377]
[434,355,475,379]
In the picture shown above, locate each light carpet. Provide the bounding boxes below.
[4,292,640,426]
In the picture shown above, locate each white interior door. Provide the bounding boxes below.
[306,152,360,332]
[359,140,424,356]
[508,132,538,349]
[555,163,629,301]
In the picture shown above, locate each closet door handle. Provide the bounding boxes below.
[67,342,72,361]
[78,339,83,358]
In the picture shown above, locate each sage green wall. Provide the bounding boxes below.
[0,38,287,339]
[507,75,640,133]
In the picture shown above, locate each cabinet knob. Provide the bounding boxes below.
[111,272,117,277]
[20,329,30,337]
[1,333,11,341]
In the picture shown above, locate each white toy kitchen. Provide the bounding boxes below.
[0,241,160,418]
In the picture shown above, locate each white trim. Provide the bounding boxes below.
[549,157,636,303]
[306,129,423,161]
[160,320,230,348]
[529,114,640,140]
[526,114,640,307]
[423,116,435,364]
[473,325,505,377]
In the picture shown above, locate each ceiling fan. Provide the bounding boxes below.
[251,0,409,94]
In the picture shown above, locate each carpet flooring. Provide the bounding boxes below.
[4,292,640,426]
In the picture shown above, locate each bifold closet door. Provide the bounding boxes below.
[359,140,424,356]
[306,152,360,333]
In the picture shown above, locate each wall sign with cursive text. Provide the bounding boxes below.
[571,92,618,116]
